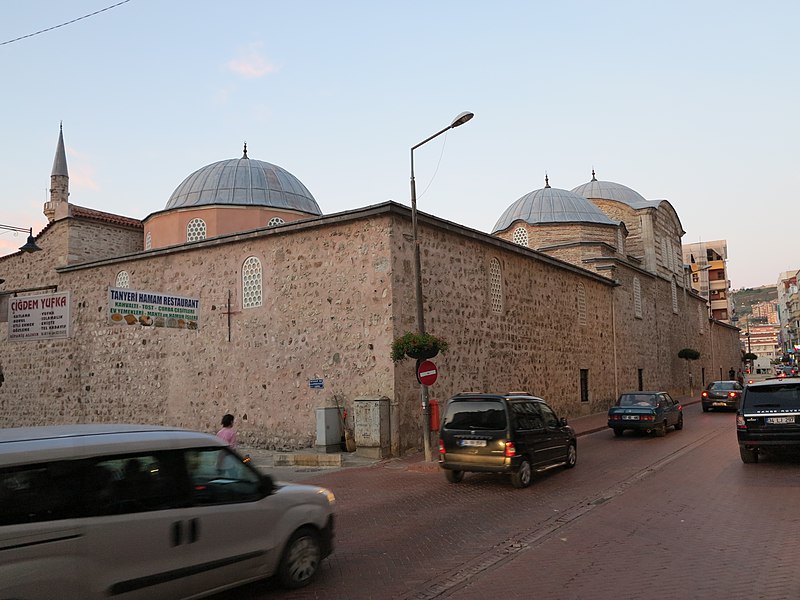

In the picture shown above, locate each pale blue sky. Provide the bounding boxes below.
[1,0,797,289]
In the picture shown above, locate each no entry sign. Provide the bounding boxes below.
[417,360,438,386]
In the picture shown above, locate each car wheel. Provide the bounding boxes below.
[674,415,684,431]
[612,428,624,437]
[510,458,532,488]
[655,422,667,437]
[565,443,577,468]
[702,405,709,412]
[739,447,759,464]
[278,527,322,589]
[445,469,464,483]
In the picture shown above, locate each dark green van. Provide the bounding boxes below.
[438,393,576,488]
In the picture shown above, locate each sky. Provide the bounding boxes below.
[1,0,798,290]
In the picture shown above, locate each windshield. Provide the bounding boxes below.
[709,381,740,391]
[443,400,507,430]
[744,384,800,410]
[618,394,657,407]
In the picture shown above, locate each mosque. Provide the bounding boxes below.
[0,127,740,455]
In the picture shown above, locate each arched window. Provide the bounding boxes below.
[577,283,587,326]
[512,227,529,247]
[186,218,206,242]
[115,271,130,288]
[268,217,285,227]
[671,278,678,314]
[633,277,642,319]
[145,231,152,250]
[242,256,263,309]
[489,258,503,314]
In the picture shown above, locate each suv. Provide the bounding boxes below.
[0,425,335,599]
[737,377,800,463]
[438,392,576,488]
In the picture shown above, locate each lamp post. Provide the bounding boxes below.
[0,224,41,253]
[410,111,473,462]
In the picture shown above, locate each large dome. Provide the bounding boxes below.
[571,174,651,209]
[492,179,616,233]
[165,151,321,215]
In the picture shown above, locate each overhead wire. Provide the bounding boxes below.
[1,0,132,46]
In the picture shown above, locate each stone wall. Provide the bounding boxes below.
[66,219,143,265]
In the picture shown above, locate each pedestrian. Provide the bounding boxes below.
[216,413,237,449]
[736,369,744,386]
[728,367,736,380]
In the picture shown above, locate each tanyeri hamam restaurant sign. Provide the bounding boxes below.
[8,291,71,341]
[108,287,200,330]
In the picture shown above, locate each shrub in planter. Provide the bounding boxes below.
[391,332,449,363]
[678,348,701,360]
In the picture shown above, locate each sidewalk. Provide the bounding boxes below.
[240,395,697,478]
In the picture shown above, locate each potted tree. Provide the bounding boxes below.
[391,332,449,363]
[678,348,701,395]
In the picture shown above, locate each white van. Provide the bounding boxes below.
[0,425,335,599]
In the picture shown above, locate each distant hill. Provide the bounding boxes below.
[731,285,777,322]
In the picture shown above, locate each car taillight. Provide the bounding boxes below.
[701,392,708,398]
[736,415,747,429]
[609,415,621,421]
[438,439,445,454]
[639,415,655,421]
[504,441,516,457]
[728,392,738,398]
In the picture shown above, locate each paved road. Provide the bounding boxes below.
[213,402,800,599]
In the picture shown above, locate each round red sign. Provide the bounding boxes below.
[417,360,438,386]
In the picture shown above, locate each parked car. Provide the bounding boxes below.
[0,425,335,599]
[701,380,743,412]
[737,376,800,463]
[438,392,576,488]
[607,391,683,437]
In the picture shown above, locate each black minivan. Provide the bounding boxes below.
[438,392,576,488]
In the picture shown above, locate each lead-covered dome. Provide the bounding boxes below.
[165,150,321,215]
[492,178,616,233]
[571,172,651,209]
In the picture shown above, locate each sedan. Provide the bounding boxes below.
[701,380,743,412]
[608,391,683,437]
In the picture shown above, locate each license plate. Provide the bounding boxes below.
[459,439,486,447]
[622,415,639,420]
[767,416,795,424]
[712,402,727,407]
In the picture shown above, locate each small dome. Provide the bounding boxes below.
[571,176,651,209]
[166,153,321,215]
[492,181,616,233]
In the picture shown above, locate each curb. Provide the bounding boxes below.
[273,453,343,467]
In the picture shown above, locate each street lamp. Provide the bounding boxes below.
[410,111,473,462]
[0,224,41,253]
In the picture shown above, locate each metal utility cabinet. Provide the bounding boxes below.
[314,407,342,453]
[353,396,390,459]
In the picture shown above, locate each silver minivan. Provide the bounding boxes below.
[0,425,335,599]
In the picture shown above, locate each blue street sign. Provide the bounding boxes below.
[309,378,324,389]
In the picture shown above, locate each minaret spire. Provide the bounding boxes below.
[45,123,70,221]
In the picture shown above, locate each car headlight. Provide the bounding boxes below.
[318,487,336,505]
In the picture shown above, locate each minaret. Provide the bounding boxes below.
[44,122,70,221]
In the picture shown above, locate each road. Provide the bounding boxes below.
[213,403,800,599]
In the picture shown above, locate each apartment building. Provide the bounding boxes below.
[682,240,733,322]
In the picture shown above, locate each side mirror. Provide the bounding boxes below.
[261,473,275,495]
[559,417,568,427]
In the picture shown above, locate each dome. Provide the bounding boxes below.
[571,174,652,209]
[492,178,616,233]
[165,149,321,215]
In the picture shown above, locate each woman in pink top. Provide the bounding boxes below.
[216,413,237,448]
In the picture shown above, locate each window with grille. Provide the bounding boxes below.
[115,271,130,288]
[489,258,503,314]
[577,283,587,326]
[268,217,285,227]
[145,232,152,250]
[633,277,642,319]
[671,279,678,314]
[186,218,206,242]
[242,256,263,309]
[617,228,624,254]
[512,227,529,247]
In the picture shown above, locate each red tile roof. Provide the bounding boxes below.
[71,205,142,229]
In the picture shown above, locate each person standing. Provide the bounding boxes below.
[737,369,744,386]
[728,367,736,380]
[216,413,237,449]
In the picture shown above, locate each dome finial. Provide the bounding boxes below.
[544,173,550,188]
[591,168,597,181]
[242,142,248,159]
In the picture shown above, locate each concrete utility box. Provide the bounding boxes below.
[353,396,390,459]
[315,407,342,453]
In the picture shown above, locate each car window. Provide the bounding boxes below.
[619,394,656,407]
[538,403,559,428]
[184,448,263,506]
[710,382,737,391]
[0,461,83,526]
[86,451,186,516]
[442,401,507,430]
[511,402,544,430]
[744,383,800,410]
